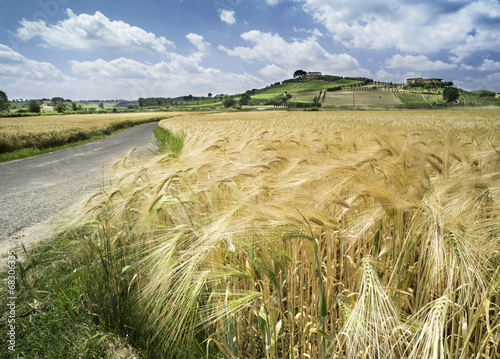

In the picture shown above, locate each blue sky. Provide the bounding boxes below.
[1,0,499,100]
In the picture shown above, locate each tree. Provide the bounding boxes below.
[222,97,236,108]
[443,87,460,103]
[55,104,67,113]
[293,69,307,78]
[0,90,9,113]
[51,97,64,105]
[239,93,251,106]
[28,100,41,113]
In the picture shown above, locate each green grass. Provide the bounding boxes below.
[0,232,140,358]
[257,79,363,95]
[152,126,186,157]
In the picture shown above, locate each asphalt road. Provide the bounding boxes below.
[0,122,159,252]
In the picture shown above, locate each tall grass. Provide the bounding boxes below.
[152,126,186,157]
[74,110,500,358]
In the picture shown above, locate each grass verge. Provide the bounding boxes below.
[0,133,109,163]
[0,231,141,358]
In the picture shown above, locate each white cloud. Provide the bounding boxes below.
[454,72,500,92]
[477,59,500,71]
[68,55,264,99]
[0,44,77,98]
[0,44,71,81]
[259,64,289,78]
[186,33,210,54]
[16,9,173,53]
[293,27,324,37]
[386,55,457,71]
[219,30,371,77]
[299,0,500,60]
[219,9,236,24]
[266,0,279,5]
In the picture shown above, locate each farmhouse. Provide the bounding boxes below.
[407,77,443,84]
[306,72,322,77]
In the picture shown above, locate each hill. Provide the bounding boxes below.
[255,76,371,95]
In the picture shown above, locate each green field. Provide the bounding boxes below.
[256,78,364,95]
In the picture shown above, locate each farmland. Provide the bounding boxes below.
[392,89,446,105]
[0,112,184,158]
[323,89,401,107]
[66,109,500,358]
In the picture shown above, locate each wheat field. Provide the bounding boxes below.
[77,109,500,358]
[0,112,182,153]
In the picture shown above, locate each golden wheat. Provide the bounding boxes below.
[76,109,500,358]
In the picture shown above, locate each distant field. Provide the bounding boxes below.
[392,89,445,105]
[323,89,401,106]
[0,112,183,154]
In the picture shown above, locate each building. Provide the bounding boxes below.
[406,78,423,84]
[423,78,443,83]
[306,72,322,77]
[407,78,443,84]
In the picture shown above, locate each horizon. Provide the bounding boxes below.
[1,0,499,100]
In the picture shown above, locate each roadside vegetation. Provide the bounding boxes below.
[4,110,498,358]
[0,232,141,358]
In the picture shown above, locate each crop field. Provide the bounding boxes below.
[0,112,183,154]
[323,89,401,106]
[76,109,500,358]
[257,79,363,95]
[392,89,445,105]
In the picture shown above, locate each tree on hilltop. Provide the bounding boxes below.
[0,90,9,113]
[293,70,307,78]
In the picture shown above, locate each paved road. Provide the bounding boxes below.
[0,122,159,252]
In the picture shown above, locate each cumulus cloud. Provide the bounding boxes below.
[68,55,264,99]
[0,43,77,98]
[186,33,210,55]
[16,9,173,53]
[0,44,72,81]
[298,0,500,60]
[477,59,500,71]
[219,9,236,24]
[386,55,457,71]
[454,72,500,92]
[259,64,289,78]
[219,30,371,77]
